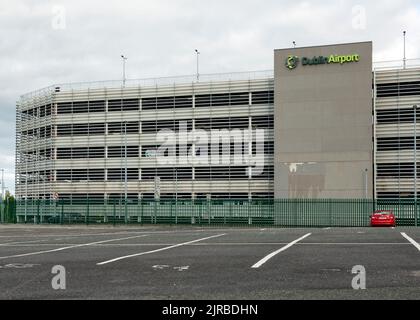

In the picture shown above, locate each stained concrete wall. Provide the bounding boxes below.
[274,42,373,199]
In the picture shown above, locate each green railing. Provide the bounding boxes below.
[0,198,17,224]
[5,198,419,227]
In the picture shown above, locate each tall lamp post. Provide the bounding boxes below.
[0,168,3,223]
[121,55,128,87]
[124,121,128,223]
[195,49,200,82]
[124,121,128,201]
[415,105,418,226]
[0,168,4,203]
[403,31,407,69]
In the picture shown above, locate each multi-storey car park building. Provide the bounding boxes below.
[15,41,420,208]
[16,72,275,202]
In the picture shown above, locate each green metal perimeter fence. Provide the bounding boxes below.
[0,198,16,224]
[3,198,419,227]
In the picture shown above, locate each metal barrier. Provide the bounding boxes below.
[5,198,419,227]
[0,198,16,224]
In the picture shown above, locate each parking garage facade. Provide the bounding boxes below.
[15,41,420,202]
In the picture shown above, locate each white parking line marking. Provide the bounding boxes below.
[0,235,148,260]
[0,232,146,238]
[401,233,420,252]
[251,233,312,269]
[0,229,225,238]
[97,233,226,265]
[0,263,40,269]
[323,227,331,230]
[0,239,51,246]
[0,242,412,247]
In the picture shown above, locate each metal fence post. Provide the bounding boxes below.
[154,199,157,225]
[207,198,211,225]
[140,199,143,226]
[112,199,116,227]
[6,198,9,224]
[40,199,43,224]
[199,201,202,225]
[36,199,40,225]
[124,198,128,224]
[136,198,140,224]
[229,200,232,226]
[1,198,5,224]
[329,199,332,227]
[191,198,195,225]
[4,197,8,224]
[86,198,89,225]
[1,198,4,224]
[4,198,8,224]
[272,199,275,227]
[12,198,16,224]
[175,199,178,225]
[170,200,173,226]
[223,200,227,225]
[104,199,107,224]
[5,198,9,223]
[0,198,3,224]
[60,200,64,225]
[248,199,252,226]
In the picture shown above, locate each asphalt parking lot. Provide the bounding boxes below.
[0,225,419,300]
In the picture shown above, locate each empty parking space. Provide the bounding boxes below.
[302,228,409,244]
[401,232,420,252]
[254,239,419,285]
[0,226,419,299]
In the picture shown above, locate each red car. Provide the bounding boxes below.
[370,210,396,227]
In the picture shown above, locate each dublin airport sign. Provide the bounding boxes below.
[286,54,360,69]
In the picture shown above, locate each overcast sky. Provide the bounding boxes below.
[1,0,419,194]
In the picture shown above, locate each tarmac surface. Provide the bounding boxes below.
[0,225,419,300]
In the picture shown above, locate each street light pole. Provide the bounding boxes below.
[415,105,418,226]
[25,162,28,222]
[364,168,368,199]
[121,55,127,87]
[175,168,178,200]
[403,31,407,69]
[195,49,200,82]
[0,169,4,200]
[0,168,3,223]
[124,121,128,223]
[124,121,128,201]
